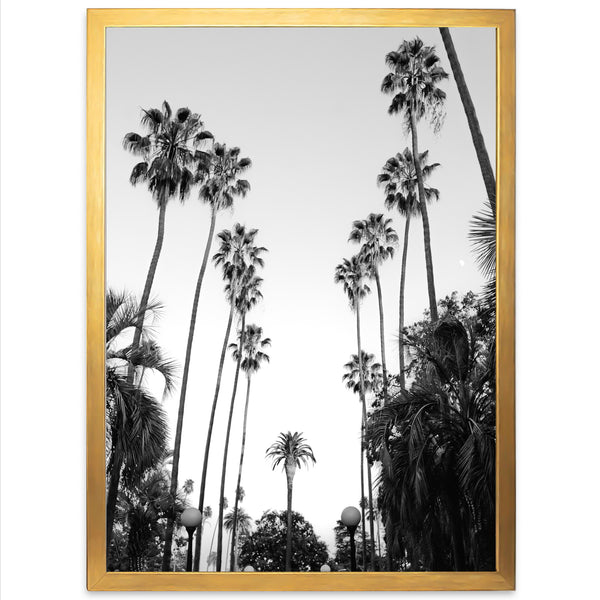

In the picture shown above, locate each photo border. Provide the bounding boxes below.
[87,8,515,591]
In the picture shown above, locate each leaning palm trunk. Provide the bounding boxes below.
[356,303,377,569]
[162,205,217,570]
[409,112,438,321]
[439,27,496,211]
[229,374,252,571]
[216,314,246,572]
[398,214,411,388]
[192,305,235,571]
[108,198,167,551]
[285,462,296,571]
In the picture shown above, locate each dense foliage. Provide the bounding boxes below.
[239,511,329,572]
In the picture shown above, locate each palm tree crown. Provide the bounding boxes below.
[343,351,383,397]
[381,38,449,130]
[266,432,316,474]
[349,213,398,271]
[229,324,271,374]
[334,255,371,310]
[123,101,213,206]
[378,148,440,216]
[197,143,251,211]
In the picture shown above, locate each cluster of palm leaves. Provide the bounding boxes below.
[334,33,497,571]
[108,101,275,572]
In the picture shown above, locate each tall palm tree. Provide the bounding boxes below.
[438,28,496,210]
[216,274,265,572]
[228,325,271,571]
[349,214,398,409]
[192,225,266,570]
[224,507,253,571]
[122,101,211,352]
[382,39,448,322]
[334,255,378,570]
[105,290,176,550]
[378,148,440,387]
[163,144,251,570]
[122,103,210,564]
[266,432,316,571]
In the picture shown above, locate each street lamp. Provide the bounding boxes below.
[341,506,361,572]
[181,508,203,572]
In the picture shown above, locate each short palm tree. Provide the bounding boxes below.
[192,225,266,570]
[334,255,378,569]
[216,273,265,572]
[382,39,448,322]
[266,432,316,571]
[163,144,251,570]
[349,214,398,408]
[228,325,271,571]
[378,148,440,386]
[105,290,175,549]
[224,507,253,571]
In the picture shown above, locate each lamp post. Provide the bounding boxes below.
[341,506,361,572]
[181,508,203,572]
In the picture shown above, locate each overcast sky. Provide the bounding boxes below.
[106,25,495,567]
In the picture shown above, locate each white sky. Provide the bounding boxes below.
[106,26,495,566]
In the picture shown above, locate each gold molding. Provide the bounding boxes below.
[87,8,515,591]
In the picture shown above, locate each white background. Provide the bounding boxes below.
[1,0,599,598]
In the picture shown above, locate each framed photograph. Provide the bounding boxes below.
[87,8,515,591]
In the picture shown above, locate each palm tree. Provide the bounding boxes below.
[122,101,211,352]
[349,214,398,409]
[378,148,440,387]
[224,507,253,571]
[163,144,251,570]
[105,290,176,550]
[228,325,271,571]
[334,256,378,570]
[266,432,316,571]
[215,274,265,572]
[382,39,448,322]
[343,351,383,396]
[438,28,496,210]
[192,225,266,570]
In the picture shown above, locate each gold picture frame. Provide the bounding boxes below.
[87,8,515,591]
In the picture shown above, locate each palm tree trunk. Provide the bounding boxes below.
[356,303,377,570]
[286,474,293,571]
[398,214,411,388]
[105,447,123,556]
[439,27,496,213]
[409,111,438,322]
[216,313,246,572]
[191,304,235,571]
[162,205,217,571]
[109,199,168,551]
[373,268,390,404]
[230,374,252,571]
[359,434,367,571]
